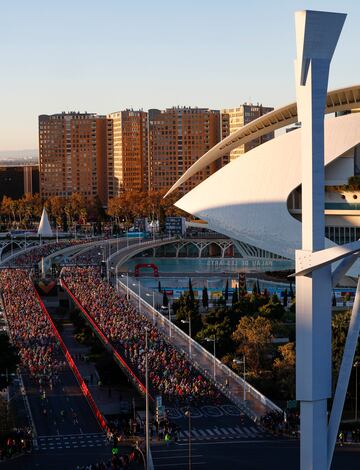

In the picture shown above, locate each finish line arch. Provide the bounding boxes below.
[134,263,159,277]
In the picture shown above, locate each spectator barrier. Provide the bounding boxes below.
[60,279,152,402]
[33,287,110,433]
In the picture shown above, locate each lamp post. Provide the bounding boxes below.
[233,355,246,402]
[168,302,172,338]
[184,408,192,470]
[354,361,359,421]
[146,291,156,324]
[132,282,141,312]
[205,335,216,380]
[181,317,192,358]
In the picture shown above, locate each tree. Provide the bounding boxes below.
[224,279,229,302]
[273,342,295,399]
[289,281,295,299]
[162,291,169,308]
[202,286,209,309]
[232,316,273,371]
[174,293,202,336]
[259,296,285,321]
[188,278,195,303]
[283,289,288,307]
[332,310,356,374]
[232,286,238,305]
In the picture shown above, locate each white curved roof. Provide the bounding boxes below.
[166,84,360,196]
[175,112,360,260]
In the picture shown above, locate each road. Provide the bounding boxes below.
[151,439,360,470]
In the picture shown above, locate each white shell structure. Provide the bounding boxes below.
[175,112,360,261]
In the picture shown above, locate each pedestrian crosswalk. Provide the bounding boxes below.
[177,425,267,442]
[36,432,108,451]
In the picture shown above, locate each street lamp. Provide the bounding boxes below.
[233,355,246,402]
[205,335,216,380]
[354,361,359,421]
[168,302,172,338]
[132,282,141,312]
[181,317,192,358]
[146,292,155,324]
[184,408,192,470]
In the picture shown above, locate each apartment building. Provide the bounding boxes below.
[148,107,223,193]
[39,112,111,205]
[221,104,274,160]
[107,110,148,195]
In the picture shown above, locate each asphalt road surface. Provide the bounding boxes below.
[151,439,360,470]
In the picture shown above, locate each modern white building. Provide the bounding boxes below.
[167,85,360,275]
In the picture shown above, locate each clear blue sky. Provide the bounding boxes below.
[1,0,359,150]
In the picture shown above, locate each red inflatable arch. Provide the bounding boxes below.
[134,263,159,277]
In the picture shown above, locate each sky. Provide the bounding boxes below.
[1,0,360,151]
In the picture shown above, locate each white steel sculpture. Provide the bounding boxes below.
[294,10,360,470]
[37,206,53,237]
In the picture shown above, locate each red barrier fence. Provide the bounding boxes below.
[60,279,153,402]
[33,287,110,433]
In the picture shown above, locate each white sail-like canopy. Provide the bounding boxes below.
[37,207,53,237]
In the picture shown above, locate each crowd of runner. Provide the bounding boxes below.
[3,239,97,268]
[0,269,65,388]
[62,267,222,406]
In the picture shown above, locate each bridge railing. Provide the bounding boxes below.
[106,236,177,269]
[117,279,283,420]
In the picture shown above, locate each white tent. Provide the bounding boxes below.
[37,207,53,237]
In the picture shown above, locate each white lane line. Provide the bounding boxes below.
[234,426,246,437]
[176,439,279,447]
[242,428,255,438]
[154,455,203,460]
[219,428,230,435]
[227,428,238,435]
[249,426,260,435]
[155,463,206,467]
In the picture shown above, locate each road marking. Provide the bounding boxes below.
[154,463,206,467]
[176,439,279,447]
[227,428,237,435]
[213,429,222,436]
[242,428,255,437]
[219,427,230,435]
[205,429,215,436]
[154,455,203,460]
